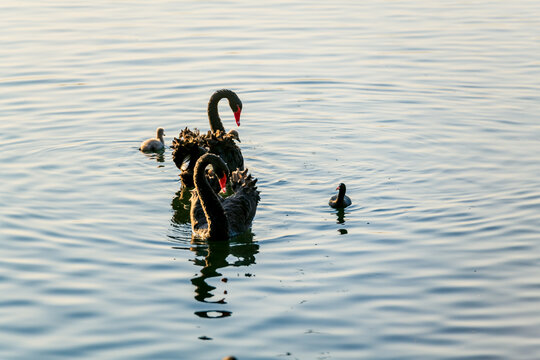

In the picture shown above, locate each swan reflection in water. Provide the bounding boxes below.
[335,208,348,234]
[170,186,192,225]
[170,190,259,318]
[140,151,165,165]
[171,234,259,318]
[335,208,346,224]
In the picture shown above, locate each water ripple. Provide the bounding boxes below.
[1,0,539,359]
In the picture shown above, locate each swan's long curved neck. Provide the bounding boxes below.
[188,147,206,171]
[194,157,229,239]
[207,90,232,133]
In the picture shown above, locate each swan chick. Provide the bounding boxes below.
[227,129,241,142]
[140,127,165,152]
[329,183,352,208]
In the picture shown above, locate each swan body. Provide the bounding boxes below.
[205,129,244,171]
[171,128,222,192]
[190,154,259,241]
[172,128,208,187]
[329,183,352,208]
[140,127,165,152]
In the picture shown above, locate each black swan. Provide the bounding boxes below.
[190,153,259,241]
[329,183,352,208]
[139,127,165,152]
[172,90,244,177]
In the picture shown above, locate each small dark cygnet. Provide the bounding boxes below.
[329,183,352,208]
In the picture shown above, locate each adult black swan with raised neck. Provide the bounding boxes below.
[172,89,244,180]
[190,153,259,241]
[329,183,352,208]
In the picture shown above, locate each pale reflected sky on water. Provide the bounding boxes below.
[0,1,539,359]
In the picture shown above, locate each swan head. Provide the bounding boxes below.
[336,183,346,193]
[197,153,230,194]
[211,164,229,193]
[227,129,241,142]
[156,127,165,138]
[218,173,228,193]
[228,94,242,127]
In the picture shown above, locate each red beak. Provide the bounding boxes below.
[219,174,227,193]
[234,105,241,126]
[336,185,340,190]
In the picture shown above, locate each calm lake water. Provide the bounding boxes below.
[1,1,540,359]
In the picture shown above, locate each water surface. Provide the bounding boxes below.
[1,1,540,359]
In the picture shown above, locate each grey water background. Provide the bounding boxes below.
[1,1,540,359]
